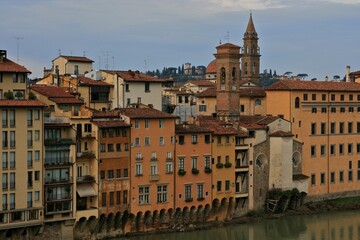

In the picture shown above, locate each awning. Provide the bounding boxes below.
[76,183,97,197]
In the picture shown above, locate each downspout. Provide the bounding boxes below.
[327,91,330,194]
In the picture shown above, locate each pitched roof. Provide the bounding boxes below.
[103,70,169,83]
[269,131,294,137]
[175,124,213,133]
[185,80,216,87]
[78,76,112,86]
[266,79,360,92]
[293,174,309,181]
[0,58,31,73]
[198,116,239,135]
[238,115,281,126]
[196,87,216,97]
[239,88,266,97]
[216,43,241,49]
[29,85,84,104]
[54,55,94,63]
[206,59,217,73]
[0,100,46,107]
[118,107,176,119]
[92,110,120,118]
[92,120,130,128]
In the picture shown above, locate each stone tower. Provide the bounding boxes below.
[214,43,241,121]
[241,13,261,85]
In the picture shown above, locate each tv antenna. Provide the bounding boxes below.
[225,31,230,43]
[13,36,24,63]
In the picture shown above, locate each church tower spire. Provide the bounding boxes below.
[241,13,261,85]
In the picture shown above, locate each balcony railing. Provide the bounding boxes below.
[78,131,96,138]
[45,157,72,165]
[10,161,15,169]
[44,138,74,145]
[46,193,71,201]
[2,183,7,190]
[9,140,15,148]
[45,177,72,184]
[27,160,33,168]
[149,174,159,182]
[2,120,8,127]
[2,162,7,169]
[136,156,143,161]
[2,204,7,210]
[10,203,15,210]
[27,140,33,147]
[77,151,95,158]
[9,120,15,127]
[28,181,33,188]
[27,201,32,208]
[44,116,70,124]
[77,175,95,182]
[10,182,15,189]
[27,120,33,127]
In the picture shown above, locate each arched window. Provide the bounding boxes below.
[295,97,300,108]
[221,67,226,83]
[232,67,236,81]
[252,63,256,74]
[255,154,267,168]
[244,63,248,74]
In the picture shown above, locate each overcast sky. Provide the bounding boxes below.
[1,0,360,80]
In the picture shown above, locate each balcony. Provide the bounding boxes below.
[27,140,33,147]
[27,160,33,168]
[149,174,159,182]
[45,177,73,185]
[77,175,95,183]
[10,203,15,210]
[136,156,143,161]
[2,183,7,190]
[44,116,70,124]
[79,131,96,139]
[166,157,173,161]
[2,204,7,210]
[44,138,74,146]
[28,181,33,188]
[150,157,158,161]
[46,193,71,202]
[77,151,95,159]
[45,157,72,165]
[9,140,15,148]
[2,120,7,127]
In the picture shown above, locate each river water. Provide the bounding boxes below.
[121,210,360,240]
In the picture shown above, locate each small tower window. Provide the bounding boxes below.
[252,63,256,74]
[232,67,236,81]
[221,67,226,83]
[244,63,248,74]
[295,97,300,108]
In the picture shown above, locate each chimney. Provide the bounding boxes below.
[346,65,351,82]
[0,50,7,62]
[325,76,329,81]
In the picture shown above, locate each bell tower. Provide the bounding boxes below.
[241,13,261,85]
[215,43,241,121]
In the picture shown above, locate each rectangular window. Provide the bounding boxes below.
[311,123,316,135]
[27,192,32,208]
[339,171,344,182]
[166,162,173,173]
[320,145,326,156]
[331,172,335,183]
[27,151,33,168]
[145,82,150,92]
[34,130,40,141]
[108,170,114,179]
[10,151,15,168]
[135,119,140,128]
[123,190,128,204]
[145,119,149,128]
[191,135,198,144]
[116,143,121,152]
[339,144,344,155]
[2,153,7,169]
[2,173,7,190]
[303,94,308,101]
[159,136,164,146]
[312,108,317,113]
[145,137,150,146]
[107,144,114,152]
[331,107,336,113]
[357,143,360,154]
[135,137,140,147]
[312,94,316,101]
[27,131,32,147]
[124,169,128,177]
[178,157,184,170]
[157,185,168,203]
[217,181,222,192]
[2,131,8,148]
[197,184,204,199]
[348,144,353,154]
[311,174,316,185]
[135,163,142,176]
[330,122,336,134]
[321,123,326,135]
[179,135,185,144]
[139,186,150,205]
[116,169,121,178]
[192,157,198,169]
[322,94,326,101]
[348,122,353,133]
[217,136,222,144]
[357,122,360,133]
[330,144,335,155]
[35,191,40,201]
[27,110,33,127]
[2,110,7,127]
[185,185,192,201]
[109,192,114,206]
[321,107,327,113]
[311,145,316,157]
[204,156,211,169]
[320,173,325,184]
[100,171,105,180]
[340,94,344,101]
[339,122,344,134]
[9,110,15,127]
[84,124,92,133]
[102,193,106,207]
[100,144,105,152]
[349,107,354,113]
[340,107,345,113]
[116,191,121,205]
[159,119,164,128]
[225,180,230,191]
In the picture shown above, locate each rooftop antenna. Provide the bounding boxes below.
[225,31,230,43]
[104,51,109,70]
[70,50,73,56]
[144,59,147,73]
[250,9,252,16]
[13,36,24,64]
[83,50,87,57]
[219,39,222,45]
[58,49,62,55]
[112,56,115,70]
[98,56,101,70]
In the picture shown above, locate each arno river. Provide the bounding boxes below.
[121,210,360,240]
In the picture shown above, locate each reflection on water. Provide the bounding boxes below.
[119,210,360,240]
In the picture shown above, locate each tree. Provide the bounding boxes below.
[269,69,272,76]
[333,75,340,80]
[273,70,277,77]
[15,91,24,99]
[29,92,37,100]
[284,71,293,77]
[4,91,14,100]
[297,73,308,80]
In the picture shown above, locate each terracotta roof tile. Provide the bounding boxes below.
[92,120,130,128]
[0,100,46,107]
[54,55,94,63]
[238,115,280,126]
[198,116,238,135]
[78,76,112,86]
[186,80,216,87]
[29,85,83,104]
[104,70,169,83]
[196,87,216,97]
[266,79,360,92]
[237,121,266,130]
[175,124,213,133]
[119,107,176,119]
[206,59,217,73]
[239,88,266,97]
[0,58,31,73]
[269,131,294,137]
[293,174,309,181]
[48,97,83,104]
[92,110,120,118]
